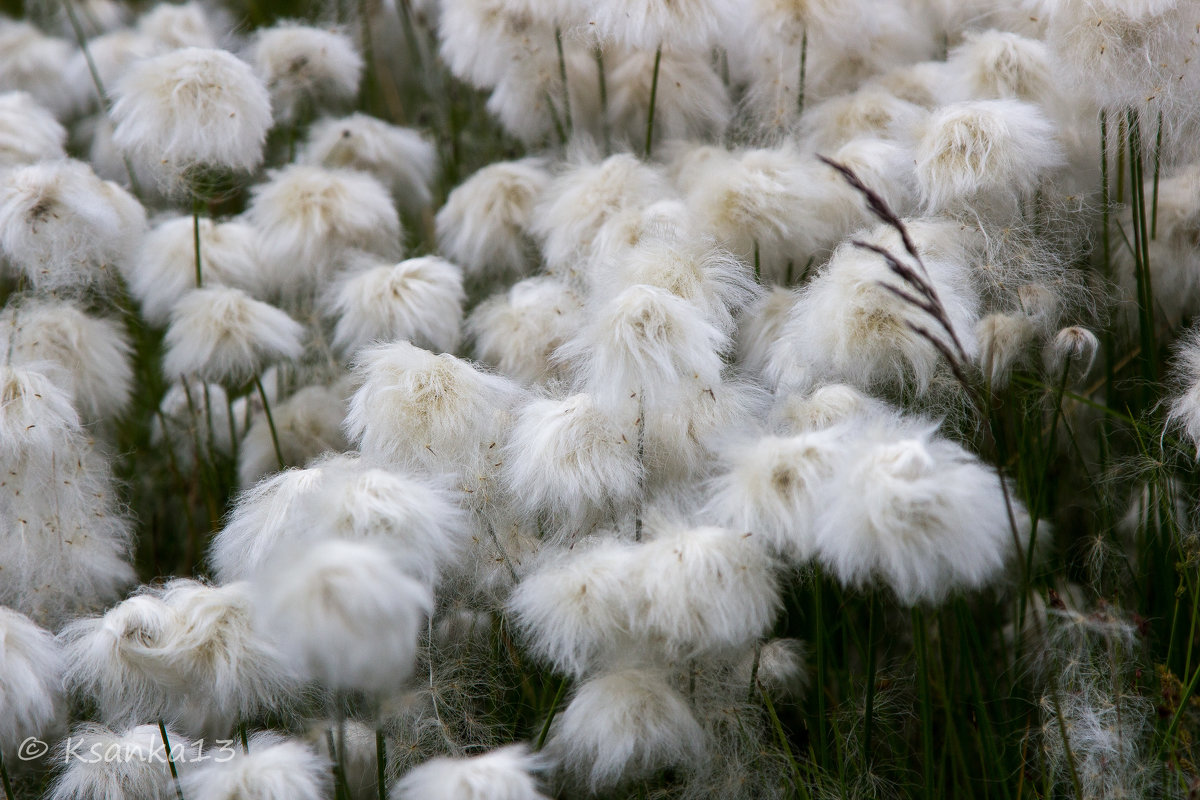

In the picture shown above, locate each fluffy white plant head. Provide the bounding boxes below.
[531,154,672,277]
[436,158,550,281]
[1165,325,1200,452]
[502,393,643,526]
[467,276,584,384]
[393,744,548,800]
[247,165,402,303]
[0,300,133,420]
[238,383,348,487]
[592,233,759,337]
[485,35,603,147]
[252,539,433,692]
[0,607,63,755]
[301,113,436,214]
[326,255,465,358]
[678,145,828,284]
[605,47,730,149]
[269,455,471,584]
[437,0,542,89]
[163,286,304,384]
[555,284,728,411]
[914,100,1066,216]
[0,159,146,293]
[346,340,524,474]
[0,21,74,118]
[136,1,221,49]
[704,427,853,562]
[1044,325,1099,380]
[946,30,1057,104]
[766,219,981,396]
[800,87,927,152]
[586,0,737,50]
[546,665,706,791]
[130,216,261,325]
[208,465,328,583]
[977,313,1037,389]
[146,580,300,737]
[47,723,192,800]
[252,23,363,124]
[633,524,780,656]
[0,91,65,166]
[507,537,640,677]
[111,47,271,186]
[184,732,328,800]
[737,287,795,377]
[815,424,1028,605]
[770,383,898,434]
[59,592,187,727]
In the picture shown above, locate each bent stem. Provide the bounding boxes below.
[158,721,185,800]
[644,45,662,158]
[254,375,285,470]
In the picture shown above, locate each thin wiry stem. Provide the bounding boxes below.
[0,747,15,800]
[159,721,186,800]
[554,27,572,139]
[254,375,285,470]
[644,45,662,158]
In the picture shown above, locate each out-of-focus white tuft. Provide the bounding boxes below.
[606,47,730,149]
[467,277,584,384]
[585,0,737,51]
[252,539,432,692]
[183,732,329,800]
[111,47,272,187]
[162,286,305,384]
[251,22,363,124]
[392,744,549,800]
[0,300,133,420]
[914,100,1065,217]
[247,165,402,304]
[325,255,465,358]
[545,665,706,791]
[129,216,261,325]
[0,159,146,293]
[0,21,74,118]
[946,30,1058,105]
[136,2,221,50]
[436,158,550,281]
[0,607,63,758]
[0,91,65,166]
[301,114,436,215]
[977,313,1037,389]
[815,423,1028,605]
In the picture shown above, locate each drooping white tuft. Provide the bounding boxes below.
[47,723,194,800]
[0,21,74,118]
[251,22,363,125]
[605,47,730,149]
[436,158,550,282]
[301,113,436,215]
[325,255,465,358]
[247,165,402,303]
[392,744,548,800]
[129,215,261,325]
[162,286,305,384]
[0,91,66,166]
[546,665,706,791]
[0,159,146,293]
[111,47,272,187]
[252,539,433,692]
[184,732,328,800]
[0,607,63,757]
[467,276,584,384]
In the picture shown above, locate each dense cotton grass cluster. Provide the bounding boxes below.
[2,0,1200,798]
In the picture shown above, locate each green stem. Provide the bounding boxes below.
[554,27,572,139]
[158,721,185,800]
[1050,684,1084,800]
[912,607,934,800]
[595,46,610,154]
[644,45,662,158]
[535,678,568,750]
[192,199,203,288]
[863,592,879,763]
[797,28,808,116]
[376,729,387,800]
[0,747,15,800]
[1151,107,1163,239]
[812,571,828,763]
[254,375,285,470]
